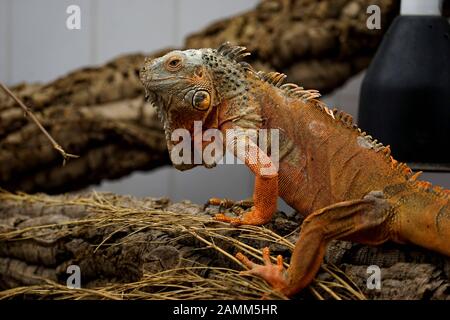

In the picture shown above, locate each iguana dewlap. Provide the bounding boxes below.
[140,43,450,297]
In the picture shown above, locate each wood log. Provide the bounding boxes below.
[185,0,399,93]
[325,241,450,299]
[0,0,399,194]
[0,53,170,194]
[0,191,448,300]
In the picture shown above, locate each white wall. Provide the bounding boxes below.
[0,0,264,207]
[0,0,259,84]
[0,0,448,208]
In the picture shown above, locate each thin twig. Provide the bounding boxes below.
[0,81,79,165]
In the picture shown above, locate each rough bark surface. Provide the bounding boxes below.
[325,241,450,299]
[0,53,170,194]
[0,192,295,291]
[185,0,399,93]
[0,192,448,300]
[0,0,399,194]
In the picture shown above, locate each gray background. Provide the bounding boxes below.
[0,0,448,211]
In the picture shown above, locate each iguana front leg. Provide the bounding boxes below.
[237,191,392,297]
[214,127,278,226]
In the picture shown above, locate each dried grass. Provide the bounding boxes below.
[0,191,365,300]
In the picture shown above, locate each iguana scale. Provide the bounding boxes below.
[140,42,450,297]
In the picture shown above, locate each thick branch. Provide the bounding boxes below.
[0,0,399,193]
[186,0,399,92]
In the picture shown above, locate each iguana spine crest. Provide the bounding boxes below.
[216,43,449,200]
[141,43,450,297]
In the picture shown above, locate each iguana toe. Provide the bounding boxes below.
[237,247,289,294]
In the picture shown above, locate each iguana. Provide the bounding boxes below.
[140,42,450,297]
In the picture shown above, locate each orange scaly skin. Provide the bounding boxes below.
[140,43,450,297]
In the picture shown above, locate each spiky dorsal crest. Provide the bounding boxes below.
[214,43,446,195]
[406,168,449,199]
[216,42,254,72]
[412,179,450,199]
[332,109,353,126]
[267,71,399,173]
[328,107,415,180]
[279,82,321,101]
[257,71,287,87]
[238,61,254,72]
[217,42,251,62]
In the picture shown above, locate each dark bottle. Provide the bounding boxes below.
[358,8,450,170]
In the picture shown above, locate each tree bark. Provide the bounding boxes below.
[0,53,170,194]
[0,192,295,289]
[0,0,399,194]
[185,0,399,93]
[325,241,450,299]
[0,191,448,300]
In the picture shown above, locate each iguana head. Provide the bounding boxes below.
[140,43,253,170]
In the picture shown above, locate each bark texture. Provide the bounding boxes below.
[0,192,296,291]
[325,241,450,299]
[0,53,170,194]
[0,0,399,194]
[185,0,399,93]
[0,192,448,300]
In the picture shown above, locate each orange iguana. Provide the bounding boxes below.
[140,42,450,297]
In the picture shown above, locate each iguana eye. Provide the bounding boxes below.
[165,55,183,72]
[192,90,211,111]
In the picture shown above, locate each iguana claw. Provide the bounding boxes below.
[214,207,271,226]
[237,247,289,294]
[214,213,244,225]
